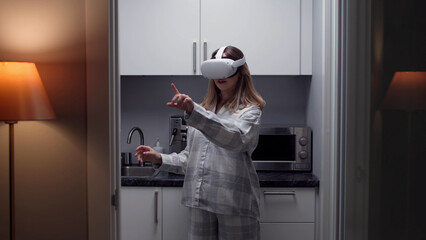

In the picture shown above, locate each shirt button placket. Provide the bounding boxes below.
[194,140,208,204]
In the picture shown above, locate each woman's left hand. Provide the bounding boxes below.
[166,83,194,113]
[135,145,162,165]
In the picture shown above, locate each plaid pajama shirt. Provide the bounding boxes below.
[158,102,262,220]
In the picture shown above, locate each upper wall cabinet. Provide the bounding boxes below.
[119,0,199,76]
[118,0,312,76]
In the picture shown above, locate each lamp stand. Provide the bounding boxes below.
[6,121,17,240]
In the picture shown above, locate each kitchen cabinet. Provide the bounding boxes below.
[120,187,162,240]
[162,188,190,240]
[201,0,312,75]
[120,187,189,240]
[118,0,312,76]
[259,188,316,240]
[121,186,316,240]
[118,0,199,76]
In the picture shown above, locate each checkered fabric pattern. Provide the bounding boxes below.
[188,207,260,240]
[158,103,262,219]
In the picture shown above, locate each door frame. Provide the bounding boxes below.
[107,0,372,239]
[109,0,121,239]
[316,0,371,239]
[334,0,372,239]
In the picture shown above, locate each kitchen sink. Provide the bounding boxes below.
[121,166,158,177]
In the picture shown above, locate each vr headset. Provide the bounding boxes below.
[200,46,246,79]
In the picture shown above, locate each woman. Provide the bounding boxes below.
[135,46,265,240]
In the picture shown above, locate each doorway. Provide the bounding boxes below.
[339,0,426,239]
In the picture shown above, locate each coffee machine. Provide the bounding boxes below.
[169,115,188,153]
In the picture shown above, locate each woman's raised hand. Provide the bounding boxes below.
[135,145,162,165]
[166,83,194,113]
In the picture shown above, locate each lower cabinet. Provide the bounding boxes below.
[260,223,315,240]
[120,187,189,240]
[120,187,316,240]
[120,187,162,240]
[162,188,190,240]
[259,188,316,240]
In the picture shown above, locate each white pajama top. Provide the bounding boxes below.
[157,103,262,219]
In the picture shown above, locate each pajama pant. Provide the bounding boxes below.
[188,207,260,240]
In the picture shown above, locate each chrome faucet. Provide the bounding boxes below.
[127,127,144,145]
[127,127,145,166]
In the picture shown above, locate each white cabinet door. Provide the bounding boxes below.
[119,0,312,76]
[259,188,316,240]
[120,187,162,240]
[118,0,200,75]
[201,0,312,75]
[260,188,315,222]
[162,188,190,240]
[260,223,315,240]
[300,0,313,75]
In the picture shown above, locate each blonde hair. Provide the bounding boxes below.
[200,46,266,113]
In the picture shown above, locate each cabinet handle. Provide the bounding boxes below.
[203,42,208,61]
[263,191,296,196]
[154,191,159,223]
[193,42,197,73]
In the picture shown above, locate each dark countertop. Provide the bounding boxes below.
[122,171,319,188]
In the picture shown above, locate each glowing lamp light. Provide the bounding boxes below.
[381,71,426,111]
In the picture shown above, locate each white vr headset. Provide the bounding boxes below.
[200,46,246,79]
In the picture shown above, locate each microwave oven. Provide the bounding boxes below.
[251,126,312,171]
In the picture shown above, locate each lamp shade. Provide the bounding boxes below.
[0,61,56,121]
[381,71,426,111]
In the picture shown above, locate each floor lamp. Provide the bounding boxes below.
[381,71,426,171]
[381,71,426,154]
[381,71,426,237]
[0,62,56,240]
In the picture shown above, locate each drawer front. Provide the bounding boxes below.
[259,188,315,222]
[260,223,315,240]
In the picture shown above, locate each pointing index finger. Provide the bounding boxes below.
[171,83,180,94]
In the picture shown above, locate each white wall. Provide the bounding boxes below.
[120,75,311,161]
[85,0,111,239]
[307,0,324,179]
[307,0,337,239]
